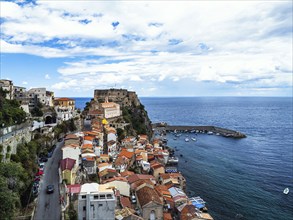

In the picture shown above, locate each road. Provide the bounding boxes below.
[34,140,63,220]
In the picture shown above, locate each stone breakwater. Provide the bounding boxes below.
[152,123,246,138]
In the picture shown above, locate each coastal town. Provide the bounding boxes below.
[0,79,214,220]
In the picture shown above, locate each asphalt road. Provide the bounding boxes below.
[34,140,63,220]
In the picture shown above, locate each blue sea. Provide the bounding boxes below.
[73,97,293,220]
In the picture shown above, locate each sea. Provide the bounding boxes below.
[73,97,293,220]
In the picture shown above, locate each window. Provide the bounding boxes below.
[100,194,105,199]
[82,195,86,199]
[98,204,103,207]
[94,195,99,200]
[106,194,113,199]
[83,206,86,211]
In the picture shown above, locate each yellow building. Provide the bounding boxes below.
[60,158,78,184]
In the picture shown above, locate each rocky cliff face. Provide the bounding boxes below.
[94,89,152,137]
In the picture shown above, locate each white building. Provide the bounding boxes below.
[27,88,47,108]
[100,100,120,119]
[0,79,14,100]
[78,183,116,220]
[62,144,81,163]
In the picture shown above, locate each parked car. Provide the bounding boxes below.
[33,185,39,195]
[46,185,54,194]
[39,157,48,163]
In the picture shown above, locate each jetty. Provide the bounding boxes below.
[152,123,246,138]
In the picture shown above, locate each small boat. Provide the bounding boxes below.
[173,138,177,140]
[283,187,289,195]
[191,137,197,141]
[168,156,179,164]
[185,138,189,142]
[207,131,213,135]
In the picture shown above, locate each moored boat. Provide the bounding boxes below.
[283,187,289,195]
[168,156,179,164]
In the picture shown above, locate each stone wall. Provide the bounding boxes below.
[0,126,32,162]
[94,89,141,107]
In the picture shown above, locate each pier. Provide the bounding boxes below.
[152,123,246,138]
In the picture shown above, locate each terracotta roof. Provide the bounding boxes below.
[155,185,171,197]
[81,148,94,154]
[136,155,143,161]
[65,134,79,140]
[120,170,135,178]
[84,131,99,136]
[180,204,197,220]
[127,174,155,184]
[120,196,132,209]
[131,179,154,191]
[114,156,128,166]
[98,168,117,177]
[55,97,75,101]
[81,144,93,149]
[138,134,148,140]
[60,158,76,171]
[163,213,173,220]
[118,150,134,160]
[84,136,95,141]
[136,186,163,207]
[103,176,128,183]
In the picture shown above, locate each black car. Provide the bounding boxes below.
[46,185,54,194]
[39,157,48,163]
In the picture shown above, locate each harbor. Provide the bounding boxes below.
[152,123,247,138]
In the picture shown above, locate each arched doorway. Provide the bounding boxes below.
[45,115,53,124]
[150,210,156,220]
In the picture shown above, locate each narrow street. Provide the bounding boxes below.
[34,140,63,220]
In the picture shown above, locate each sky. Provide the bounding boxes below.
[0,0,292,97]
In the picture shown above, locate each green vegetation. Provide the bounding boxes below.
[122,105,148,136]
[0,162,31,219]
[53,118,77,138]
[30,100,43,117]
[65,202,77,220]
[0,88,27,127]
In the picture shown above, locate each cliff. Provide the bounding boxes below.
[94,89,153,137]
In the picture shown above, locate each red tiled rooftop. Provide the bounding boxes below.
[84,136,95,141]
[60,158,76,171]
[55,97,75,101]
[103,176,128,183]
[120,196,132,209]
[119,150,134,159]
[136,186,163,207]
[120,170,135,177]
[127,174,155,184]
[163,213,172,220]
[64,134,79,140]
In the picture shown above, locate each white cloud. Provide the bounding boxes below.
[22,81,28,85]
[45,74,50,79]
[1,1,292,95]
